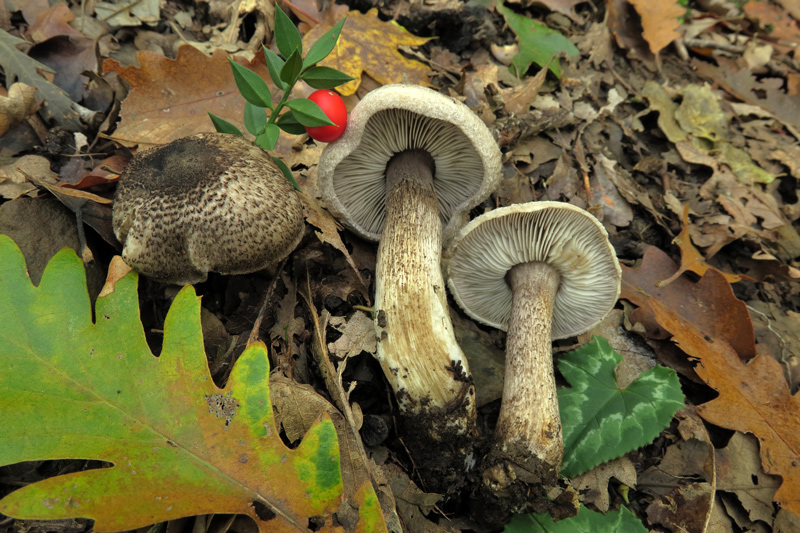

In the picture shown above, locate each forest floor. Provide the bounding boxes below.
[1,0,799,532]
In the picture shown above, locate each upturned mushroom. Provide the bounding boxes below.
[444,202,621,483]
[113,133,304,285]
[318,85,501,477]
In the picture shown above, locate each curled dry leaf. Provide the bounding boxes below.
[0,83,37,137]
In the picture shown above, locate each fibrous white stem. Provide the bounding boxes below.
[495,261,563,470]
[373,150,475,430]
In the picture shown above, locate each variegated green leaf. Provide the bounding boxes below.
[558,336,685,478]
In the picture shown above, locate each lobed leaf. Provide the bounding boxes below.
[0,235,380,531]
[558,336,685,478]
[505,504,648,532]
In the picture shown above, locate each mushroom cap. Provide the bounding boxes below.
[318,84,501,241]
[112,133,304,285]
[444,202,621,339]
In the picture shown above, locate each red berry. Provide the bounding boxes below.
[305,90,347,142]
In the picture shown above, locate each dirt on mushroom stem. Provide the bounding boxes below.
[374,148,478,493]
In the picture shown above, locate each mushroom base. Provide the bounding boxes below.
[394,401,479,496]
[470,458,579,529]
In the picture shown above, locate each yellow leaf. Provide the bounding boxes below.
[303,8,432,96]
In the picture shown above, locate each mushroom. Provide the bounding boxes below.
[444,202,621,482]
[318,85,501,459]
[113,133,304,285]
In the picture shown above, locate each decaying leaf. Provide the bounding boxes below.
[569,457,636,512]
[327,311,376,360]
[0,235,385,532]
[302,7,431,96]
[301,193,367,289]
[716,432,782,526]
[652,299,800,519]
[638,408,716,533]
[0,29,83,130]
[0,155,54,199]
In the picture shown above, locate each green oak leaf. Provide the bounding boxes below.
[0,235,382,532]
[558,336,685,478]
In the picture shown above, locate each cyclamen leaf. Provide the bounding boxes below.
[558,336,685,478]
[274,4,302,58]
[244,101,267,136]
[228,58,272,109]
[505,504,648,532]
[0,236,381,531]
[302,66,355,90]
[286,98,335,127]
[208,112,243,136]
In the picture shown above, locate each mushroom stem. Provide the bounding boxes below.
[374,149,475,431]
[495,261,563,473]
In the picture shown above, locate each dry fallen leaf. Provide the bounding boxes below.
[302,7,432,96]
[103,46,273,148]
[327,311,376,360]
[652,300,800,519]
[639,408,715,533]
[301,193,367,289]
[620,245,756,359]
[660,204,754,285]
[570,457,636,512]
[716,431,782,526]
[0,83,37,137]
[628,0,684,56]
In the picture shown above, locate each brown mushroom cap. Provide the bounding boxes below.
[318,84,501,241]
[445,202,621,338]
[112,133,304,284]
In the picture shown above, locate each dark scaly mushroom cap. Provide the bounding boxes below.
[113,133,304,284]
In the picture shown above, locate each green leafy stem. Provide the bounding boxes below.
[209,4,353,191]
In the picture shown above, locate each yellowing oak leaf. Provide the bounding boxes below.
[302,8,432,96]
[0,235,385,532]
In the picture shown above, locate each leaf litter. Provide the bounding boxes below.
[1,0,800,530]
